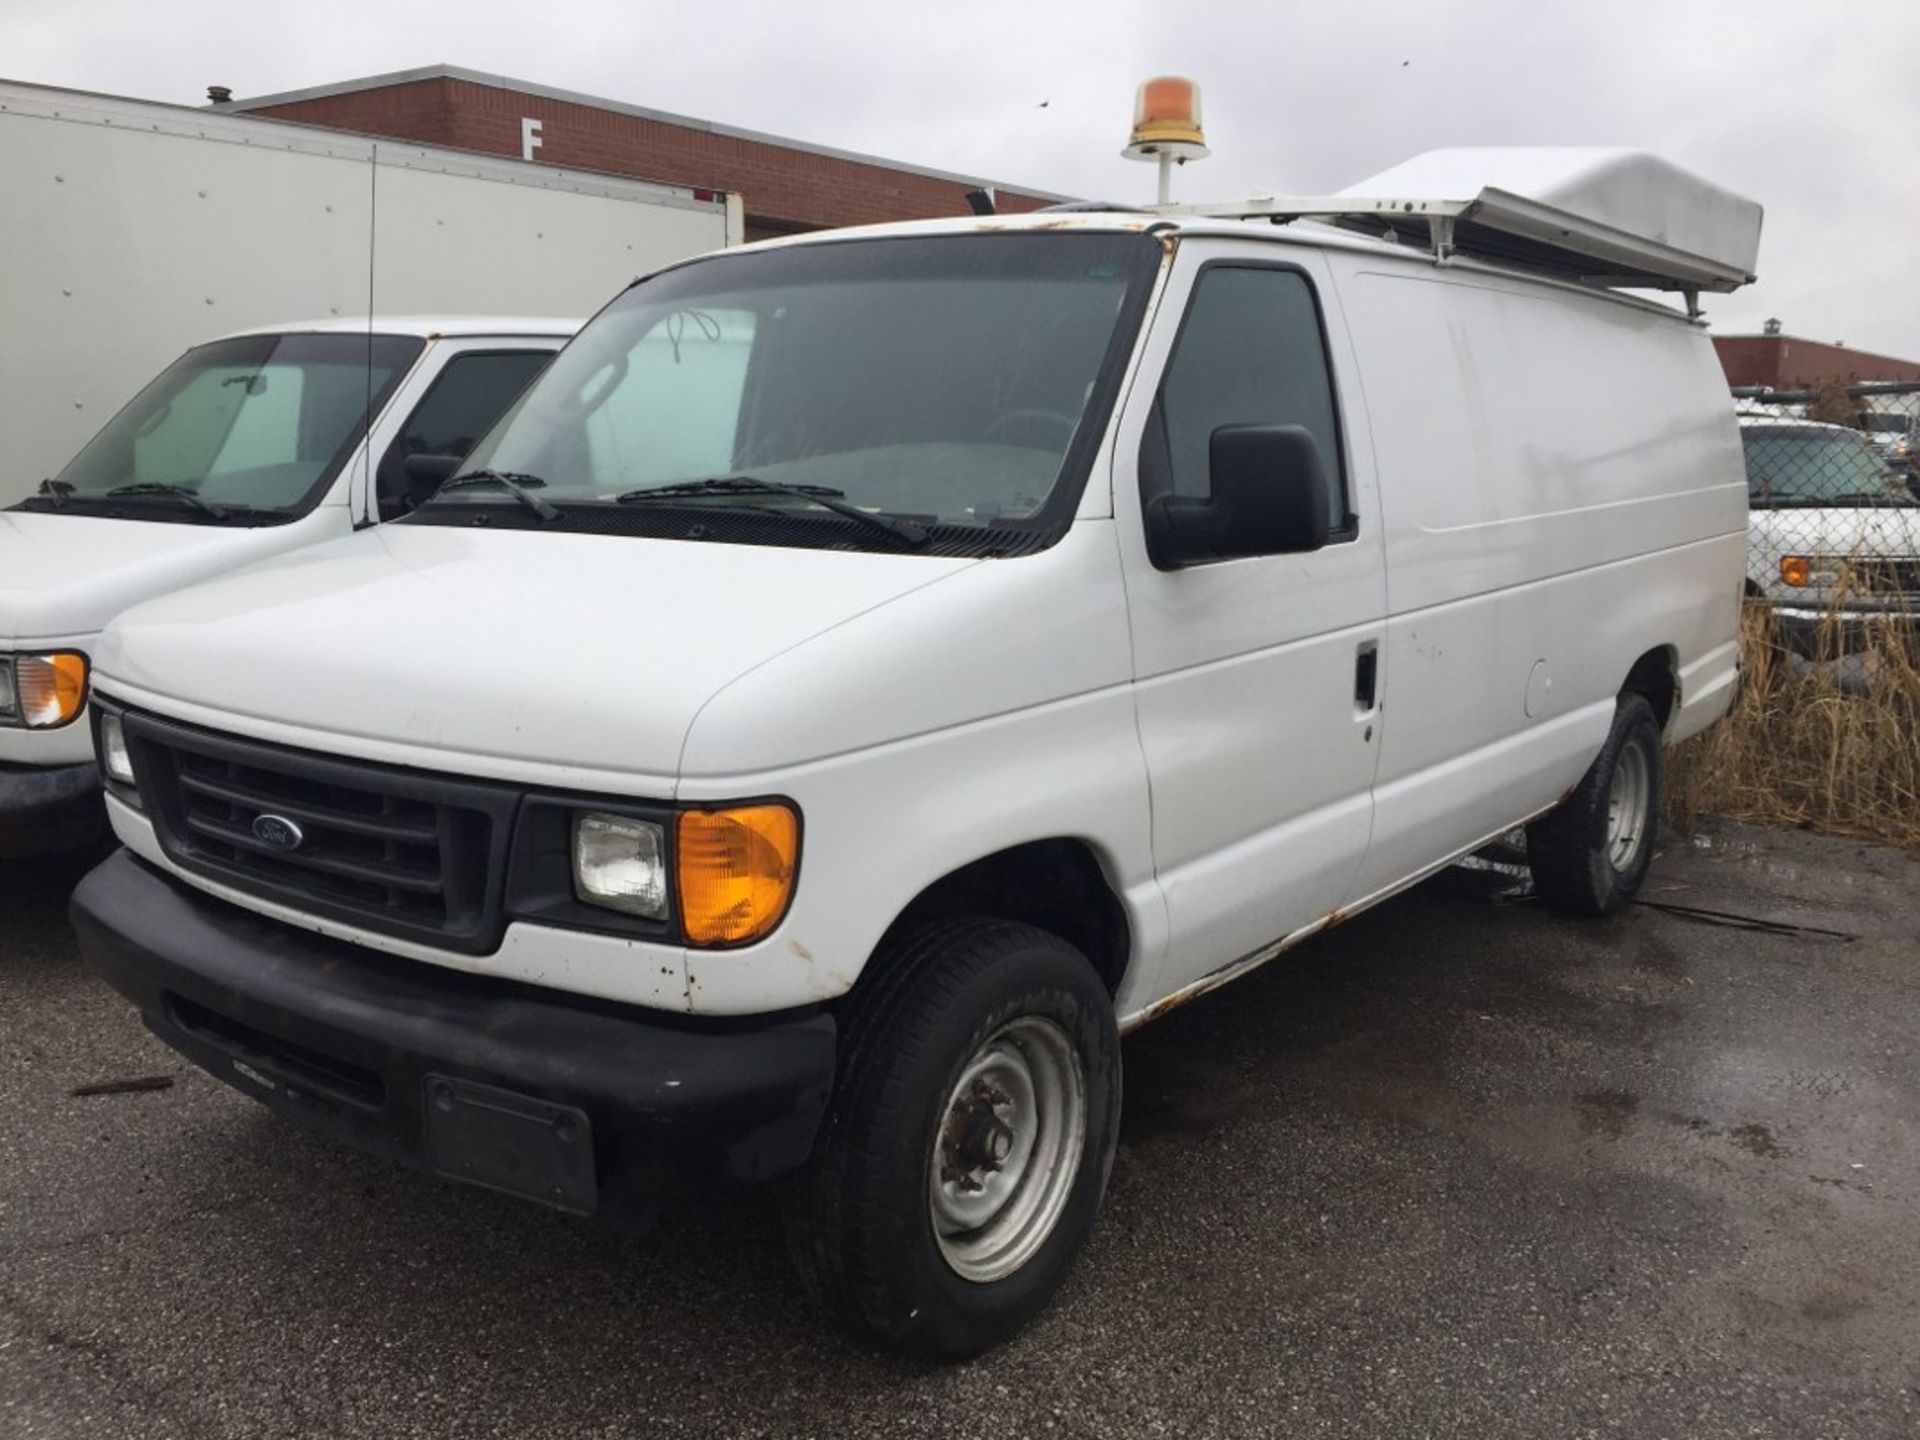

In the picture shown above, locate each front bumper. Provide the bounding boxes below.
[1766,600,1917,655]
[71,851,838,1219]
[0,760,105,859]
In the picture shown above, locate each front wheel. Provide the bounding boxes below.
[1526,693,1664,916]
[784,918,1121,1360]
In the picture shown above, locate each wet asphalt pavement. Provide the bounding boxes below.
[2,824,1917,1439]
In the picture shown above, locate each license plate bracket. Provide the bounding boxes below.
[421,1074,597,1216]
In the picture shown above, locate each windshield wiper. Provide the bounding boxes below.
[105,482,229,520]
[36,478,71,508]
[615,476,928,546]
[621,477,842,499]
[426,469,559,522]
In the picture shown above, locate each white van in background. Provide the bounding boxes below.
[71,149,1756,1358]
[0,319,574,855]
[1862,409,1918,480]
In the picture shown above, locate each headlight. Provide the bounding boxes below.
[2,652,89,728]
[675,803,800,946]
[572,812,668,919]
[99,712,135,785]
[550,799,801,943]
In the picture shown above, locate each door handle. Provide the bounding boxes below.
[1354,641,1379,712]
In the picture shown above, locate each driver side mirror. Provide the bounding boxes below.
[1144,424,1332,569]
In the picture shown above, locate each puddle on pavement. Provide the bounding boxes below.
[1729,1122,1788,1159]
[1676,1113,1791,1160]
[1575,1089,1639,1140]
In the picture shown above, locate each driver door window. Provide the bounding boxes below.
[1147,265,1351,537]
[376,348,557,518]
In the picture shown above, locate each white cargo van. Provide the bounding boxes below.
[0,318,573,855]
[71,149,1757,1358]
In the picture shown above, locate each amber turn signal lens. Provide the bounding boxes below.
[1779,555,1812,587]
[675,803,799,946]
[16,652,89,728]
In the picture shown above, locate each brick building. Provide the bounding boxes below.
[1714,332,1920,390]
[224,65,1068,241]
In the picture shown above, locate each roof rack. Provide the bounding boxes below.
[1172,149,1763,315]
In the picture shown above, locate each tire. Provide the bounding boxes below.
[1527,693,1663,916]
[784,918,1121,1361]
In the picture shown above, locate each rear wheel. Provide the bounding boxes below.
[1527,694,1663,916]
[784,918,1120,1360]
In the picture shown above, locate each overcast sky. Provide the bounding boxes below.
[8,0,1916,352]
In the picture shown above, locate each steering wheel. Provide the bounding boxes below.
[985,409,1080,448]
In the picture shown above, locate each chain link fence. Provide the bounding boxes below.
[1666,382,1920,847]
[1732,381,1920,635]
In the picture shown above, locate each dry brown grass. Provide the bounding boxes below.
[1668,601,1920,847]
[1803,378,1867,429]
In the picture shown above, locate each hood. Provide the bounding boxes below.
[1749,503,1920,561]
[0,509,340,644]
[95,524,977,787]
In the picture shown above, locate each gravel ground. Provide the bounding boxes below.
[2,823,1917,1439]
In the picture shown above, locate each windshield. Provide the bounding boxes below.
[1863,414,1913,436]
[32,333,422,521]
[1740,425,1912,506]
[443,233,1161,548]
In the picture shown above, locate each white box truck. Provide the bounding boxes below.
[0,77,740,506]
[73,147,1760,1359]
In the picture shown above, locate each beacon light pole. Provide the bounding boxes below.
[1122,76,1209,208]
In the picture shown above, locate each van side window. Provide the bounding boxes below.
[1148,266,1348,532]
[377,350,555,518]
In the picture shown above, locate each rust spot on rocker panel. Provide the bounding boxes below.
[1120,910,1338,1035]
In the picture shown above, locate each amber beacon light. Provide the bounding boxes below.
[1123,76,1210,207]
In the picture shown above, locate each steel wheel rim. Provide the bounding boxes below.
[928,1015,1087,1284]
[1606,740,1651,871]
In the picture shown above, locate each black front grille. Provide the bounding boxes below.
[127,713,518,953]
[1844,557,1920,596]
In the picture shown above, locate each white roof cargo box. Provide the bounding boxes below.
[1186,147,1763,299]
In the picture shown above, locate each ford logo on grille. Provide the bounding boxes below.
[251,814,305,852]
